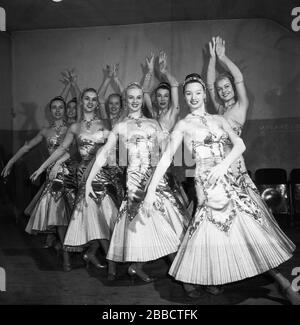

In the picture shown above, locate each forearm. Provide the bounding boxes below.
[98,77,110,100]
[39,147,67,172]
[60,83,70,100]
[207,57,217,86]
[9,143,30,164]
[148,152,173,193]
[55,152,70,165]
[218,55,243,82]
[222,138,245,168]
[86,149,108,183]
[161,70,178,87]
[114,77,124,94]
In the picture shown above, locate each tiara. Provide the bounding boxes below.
[125,82,144,92]
[183,75,206,90]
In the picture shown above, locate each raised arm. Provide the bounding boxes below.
[215,36,249,108]
[59,77,71,101]
[207,116,245,185]
[85,125,119,201]
[158,51,179,118]
[142,53,156,119]
[112,64,124,94]
[30,125,76,182]
[1,129,45,178]
[207,37,223,113]
[144,120,185,206]
[64,69,82,122]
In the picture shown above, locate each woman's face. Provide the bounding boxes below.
[108,95,122,116]
[82,90,98,113]
[50,100,65,120]
[184,82,206,110]
[67,102,77,119]
[126,87,143,113]
[216,77,235,102]
[156,88,170,110]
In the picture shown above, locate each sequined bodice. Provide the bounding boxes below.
[185,114,229,173]
[46,133,65,155]
[223,119,243,147]
[77,132,106,162]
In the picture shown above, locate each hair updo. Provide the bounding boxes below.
[49,96,66,111]
[183,73,206,93]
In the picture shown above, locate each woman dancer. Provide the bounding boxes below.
[85,82,189,282]
[207,36,257,194]
[144,73,299,304]
[1,96,71,249]
[31,88,119,272]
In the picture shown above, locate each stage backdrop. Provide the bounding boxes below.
[9,19,300,209]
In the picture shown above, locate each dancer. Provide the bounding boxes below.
[31,87,119,272]
[85,82,189,282]
[144,73,300,304]
[207,36,257,194]
[1,96,71,250]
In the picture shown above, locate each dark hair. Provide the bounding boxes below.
[108,93,123,108]
[81,87,98,100]
[67,97,77,106]
[155,82,171,95]
[183,73,206,93]
[49,96,66,110]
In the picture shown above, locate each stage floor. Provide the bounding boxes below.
[0,203,299,305]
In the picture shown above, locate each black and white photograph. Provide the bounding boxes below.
[0,0,300,312]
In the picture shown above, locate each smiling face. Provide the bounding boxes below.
[67,101,77,119]
[50,99,65,120]
[184,82,206,111]
[108,95,122,116]
[126,87,143,113]
[82,90,98,113]
[156,88,170,110]
[216,77,235,103]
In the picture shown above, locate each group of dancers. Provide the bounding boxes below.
[2,36,300,304]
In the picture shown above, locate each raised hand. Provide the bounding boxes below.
[112,63,120,81]
[105,64,114,78]
[158,51,168,74]
[145,52,155,73]
[209,37,217,58]
[215,36,226,59]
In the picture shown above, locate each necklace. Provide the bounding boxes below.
[51,121,66,136]
[191,111,209,127]
[224,99,236,111]
[82,116,97,130]
[128,114,143,128]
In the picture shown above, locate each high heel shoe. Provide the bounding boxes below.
[107,272,117,282]
[83,253,107,270]
[281,284,300,305]
[128,265,155,283]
